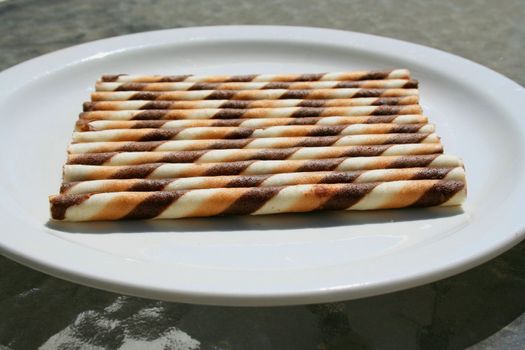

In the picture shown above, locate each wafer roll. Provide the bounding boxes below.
[72,124,434,143]
[95,79,418,92]
[67,144,443,166]
[100,69,411,83]
[50,179,466,221]
[79,105,423,121]
[61,167,465,194]
[76,115,429,131]
[91,88,419,101]
[62,154,462,182]
[68,133,440,154]
[83,96,419,111]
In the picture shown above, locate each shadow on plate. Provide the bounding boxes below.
[45,207,464,234]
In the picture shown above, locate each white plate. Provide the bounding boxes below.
[0,26,524,306]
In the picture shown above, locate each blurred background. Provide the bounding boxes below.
[1,0,524,349]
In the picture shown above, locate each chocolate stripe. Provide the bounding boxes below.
[296,73,325,81]
[213,109,246,119]
[68,152,118,165]
[221,187,281,215]
[319,172,362,184]
[358,71,390,80]
[252,148,299,160]
[224,128,255,139]
[319,183,377,210]
[203,161,254,176]
[290,108,324,118]
[120,141,165,152]
[280,90,312,99]
[297,136,339,147]
[130,110,168,120]
[371,106,402,115]
[111,163,160,179]
[158,150,206,163]
[297,100,326,108]
[138,129,182,141]
[411,181,465,206]
[296,158,345,172]
[130,92,161,100]
[388,155,438,168]
[403,80,418,88]
[159,75,191,82]
[208,139,252,149]
[115,83,146,91]
[101,74,127,82]
[411,167,452,180]
[341,145,391,156]
[219,100,251,109]
[206,91,237,99]
[129,179,173,191]
[226,74,257,82]
[306,125,346,136]
[122,191,184,219]
[365,116,398,123]
[50,193,91,220]
[225,174,270,187]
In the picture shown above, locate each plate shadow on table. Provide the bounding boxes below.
[46,206,464,234]
[1,240,524,349]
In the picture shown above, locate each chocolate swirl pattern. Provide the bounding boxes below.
[49,69,466,221]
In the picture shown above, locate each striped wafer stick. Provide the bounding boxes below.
[79,105,423,121]
[95,79,418,92]
[60,167,465,195]
[49,179,466,221]
[83,96,419,111]
[100,69,411,83]
[91,88,419,101]
[62,154,462,182]
[68,133,440,154]
[76,115,429,131]
[67,144,444,166]
[72,124,435,143]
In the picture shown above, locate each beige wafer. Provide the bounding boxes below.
[79,105,423,121]
[67,144,444,166]
[50,180,466,221]
[83,96,419,111]
[76,115,429,131]
[91,88,419,101]
[50,68,466,221]
[100,69,410,83]
[95,79,418,92]
[68,133,440,154]
[72,124,435,143]
[62,154,462,182]
[61,167,465,195]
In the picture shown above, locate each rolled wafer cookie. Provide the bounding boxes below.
[67,144,444,166]
[72,124,434,142]
[79,105,423,121]
[68,133,440,154]
[95,79,418,92]
[91,88,419,101]
[50,180,466,221]
[61,167,465,194]
[76,115,429,131]
[62,154,462,182]
[83,96,419,111]
[100,69,410,83]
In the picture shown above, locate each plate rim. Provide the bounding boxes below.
[0,25,524,306]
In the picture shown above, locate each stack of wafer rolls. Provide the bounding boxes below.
[49,69,466,221]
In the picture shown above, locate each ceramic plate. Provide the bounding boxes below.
[0,26,523,306]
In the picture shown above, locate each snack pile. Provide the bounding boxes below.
[50,69,466,221]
